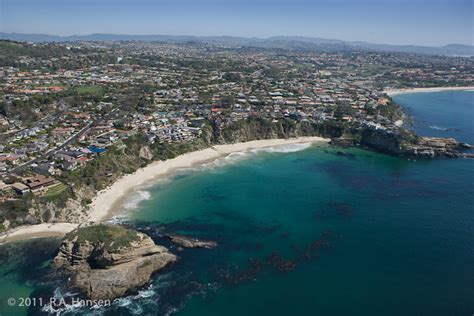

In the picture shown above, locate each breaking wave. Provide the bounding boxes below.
[198,142,314,171]
[108,189,152,223]
[251,142,314,153]
[41,287,103,315]
[429,125,448,131]
[110,274,180,315]
[204,151,251,170]
[112,286,157,315]
[123,190,151,210]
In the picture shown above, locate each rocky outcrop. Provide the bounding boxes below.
[411,137,472,157]
[214,118,320,144]
[53,224,177,301]
[165,233,218,249]
[139,146,153,161]
[358,128,471,158]
[329,137,357,147]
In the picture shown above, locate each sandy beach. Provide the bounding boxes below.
[384,86,474,96]
[0,137,329,244]
[0,223,79,244]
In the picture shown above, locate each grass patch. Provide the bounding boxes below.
[43,183,67,198]
[65,224,141,251]
[74,85,104,95]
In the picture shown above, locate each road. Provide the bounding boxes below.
[11,121,94,174]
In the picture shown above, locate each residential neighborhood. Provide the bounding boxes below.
[0,39,472,227]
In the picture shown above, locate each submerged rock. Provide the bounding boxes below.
[53,224,177,301]
[165,233,218,249]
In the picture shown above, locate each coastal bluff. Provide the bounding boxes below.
[332,129,472,158]
[52,224,177,301]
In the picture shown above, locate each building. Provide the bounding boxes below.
[23,174,57,193]
[12,182,30,195]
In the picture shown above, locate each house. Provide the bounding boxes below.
[12,182,30,195]
[32,163,56,176]
[23,174,57,192]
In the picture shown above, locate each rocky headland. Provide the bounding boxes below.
[52,224,177,301]
[332,128,472,158]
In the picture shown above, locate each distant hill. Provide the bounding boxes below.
[1,32,472,56]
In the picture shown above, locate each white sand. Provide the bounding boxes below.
[0,137,329,243]
[0,223,78,244]
[89,136,329,222]
[384,86,474,96]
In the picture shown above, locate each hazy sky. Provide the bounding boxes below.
[1,0,473,46]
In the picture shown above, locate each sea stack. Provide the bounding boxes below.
[53,224,177,301]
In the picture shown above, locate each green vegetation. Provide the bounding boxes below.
[43,183,68,200]
[61,131,210,195]
[65,224,141,251]
[0,40,112,70]
[0,40,71,60]
[44,183,67,195]
[379,100,405,121]
[222,72,241,82]
[334,103,356,120]
[0,198,31,228]
[220,117,319,143]
[74,85,104,96]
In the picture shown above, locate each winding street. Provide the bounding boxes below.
[11,121,94,174]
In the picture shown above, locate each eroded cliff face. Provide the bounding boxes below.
[214,119,322,144]
[53,224,177,301]
[139,145,154,161]
[359,128,409,154]
[3,118,471,232]
[414,137,471,157]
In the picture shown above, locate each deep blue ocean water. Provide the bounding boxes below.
[0,90,472,316]
[394,90,474,144]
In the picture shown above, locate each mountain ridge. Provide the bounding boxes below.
[1,32,472,56]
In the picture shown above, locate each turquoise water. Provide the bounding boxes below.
[0,91,473,315]
[0,239,60,315]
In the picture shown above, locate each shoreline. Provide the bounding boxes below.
[0,223,79,244]
[0,137,329,244]
[384,86,474,96]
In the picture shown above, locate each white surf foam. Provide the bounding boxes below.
[41,288,96,315]
[107,189,153,223]
[111,283,161,315]
[123,190,152,210]
[429,125,448,131]
[251,142,313,153]
[201,142,314,171]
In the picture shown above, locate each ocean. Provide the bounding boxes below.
[0,90,473,316]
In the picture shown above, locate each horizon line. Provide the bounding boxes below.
[1,31,472,48]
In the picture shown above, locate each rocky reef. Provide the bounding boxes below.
[165,233,218,249]
[52,224,177,301]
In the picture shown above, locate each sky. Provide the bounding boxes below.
[1,0,473,46]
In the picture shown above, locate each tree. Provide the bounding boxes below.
[334,103,355,120]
